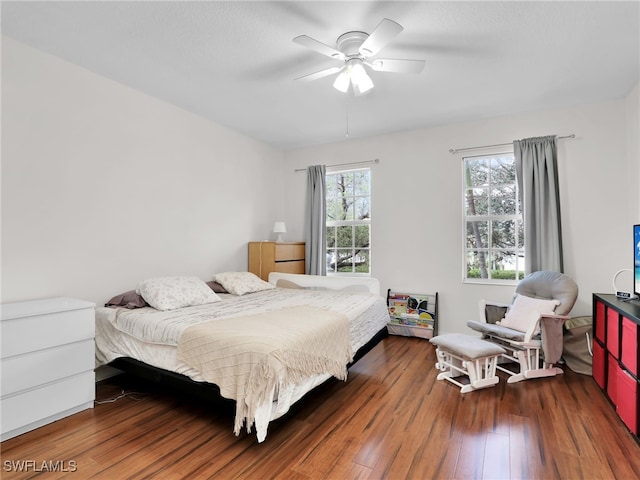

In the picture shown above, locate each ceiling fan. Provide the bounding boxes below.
[293,18,425,95]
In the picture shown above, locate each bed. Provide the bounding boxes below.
[94,272,390,442]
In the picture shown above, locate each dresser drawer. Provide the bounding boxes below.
[1,340,94,396]
[1,371,94,436]
[1,307,94,358]
[275,243,305,261]
[275,260,305,274]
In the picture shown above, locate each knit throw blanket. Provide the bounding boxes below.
[176,306,352,440]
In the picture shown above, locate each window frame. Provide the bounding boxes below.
[325,167,371,276]
[462,151,524,285]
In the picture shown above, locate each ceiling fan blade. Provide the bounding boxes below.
[359,18,403,57]
[368,58,425,74]
[293,35,345,60]
[295,66,344,82]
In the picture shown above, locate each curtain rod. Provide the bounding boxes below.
[449,134,575,155]
[295,158,379,172]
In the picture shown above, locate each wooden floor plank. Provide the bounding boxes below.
[2,336,640,480]
[508,414,542,480]
[482,432,510,480]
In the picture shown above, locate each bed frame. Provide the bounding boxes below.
[109,326,388,404]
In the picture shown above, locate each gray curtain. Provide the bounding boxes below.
[514,135,564,274]
[305,165,326,275]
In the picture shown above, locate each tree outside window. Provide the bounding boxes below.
[463,154,524,282]
[326,169,371,274]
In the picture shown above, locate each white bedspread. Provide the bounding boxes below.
[94,287,390,441]
[101,287,384,347]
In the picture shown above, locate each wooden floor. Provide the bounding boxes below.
[2,336,640,479]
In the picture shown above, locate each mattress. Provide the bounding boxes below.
[95,287,389,441]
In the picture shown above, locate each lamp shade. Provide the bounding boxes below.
[332,58,374,95]
[273,222,286,242]
[333,70,350,93]
[351,62,374,94]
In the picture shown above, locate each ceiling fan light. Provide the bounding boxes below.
[350,62,374,93]
[333,70,350,93]
[350,61,366,80]
[355,74,374,94]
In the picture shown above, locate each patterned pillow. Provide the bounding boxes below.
[212,272,275,296]
[136,276,221,311]
[498,294,560,334]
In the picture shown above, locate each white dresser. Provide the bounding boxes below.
[1,297,96,441]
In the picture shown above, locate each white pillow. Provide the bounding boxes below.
[212,272,275,296]
[498,294,560,334]
[136,276,221,311]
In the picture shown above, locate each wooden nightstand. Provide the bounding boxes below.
[248,241,305,281]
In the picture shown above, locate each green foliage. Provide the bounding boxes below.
[467,269,525,280]
[464,154,525,280]
[326,170,371,273]
[326,171,371,222]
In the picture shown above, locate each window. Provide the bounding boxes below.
[463,153,524,282]
[326,168,371,274]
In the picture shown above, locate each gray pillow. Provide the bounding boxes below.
[105,290,148,309]
[206,280,228,294]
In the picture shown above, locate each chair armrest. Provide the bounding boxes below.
[539,314,570,364]
[523,314,570,343]
[540,313,571,320]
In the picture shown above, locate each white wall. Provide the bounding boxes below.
[284,92,638,334]
[1,38,285,305]
[626,82,640,219]
[3,35,637,334]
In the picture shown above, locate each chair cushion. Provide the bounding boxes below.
[430,333,505,359]
[467,320,527,341]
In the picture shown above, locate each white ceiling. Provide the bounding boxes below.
[2,1,639,150]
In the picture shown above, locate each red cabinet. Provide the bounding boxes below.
[607,307,620,358]
[617,367,638,434]
[622,317,638,376]
[595,301,606,342]
[607,353,618,406]
[593,294,639,437]
[592,340,606,389]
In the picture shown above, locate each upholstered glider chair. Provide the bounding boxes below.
[467,271,578,383]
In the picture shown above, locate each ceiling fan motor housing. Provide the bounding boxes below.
[336,31,369,57]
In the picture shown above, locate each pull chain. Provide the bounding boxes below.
[345,95,350,139]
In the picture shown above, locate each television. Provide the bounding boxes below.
[635,224,640,300]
